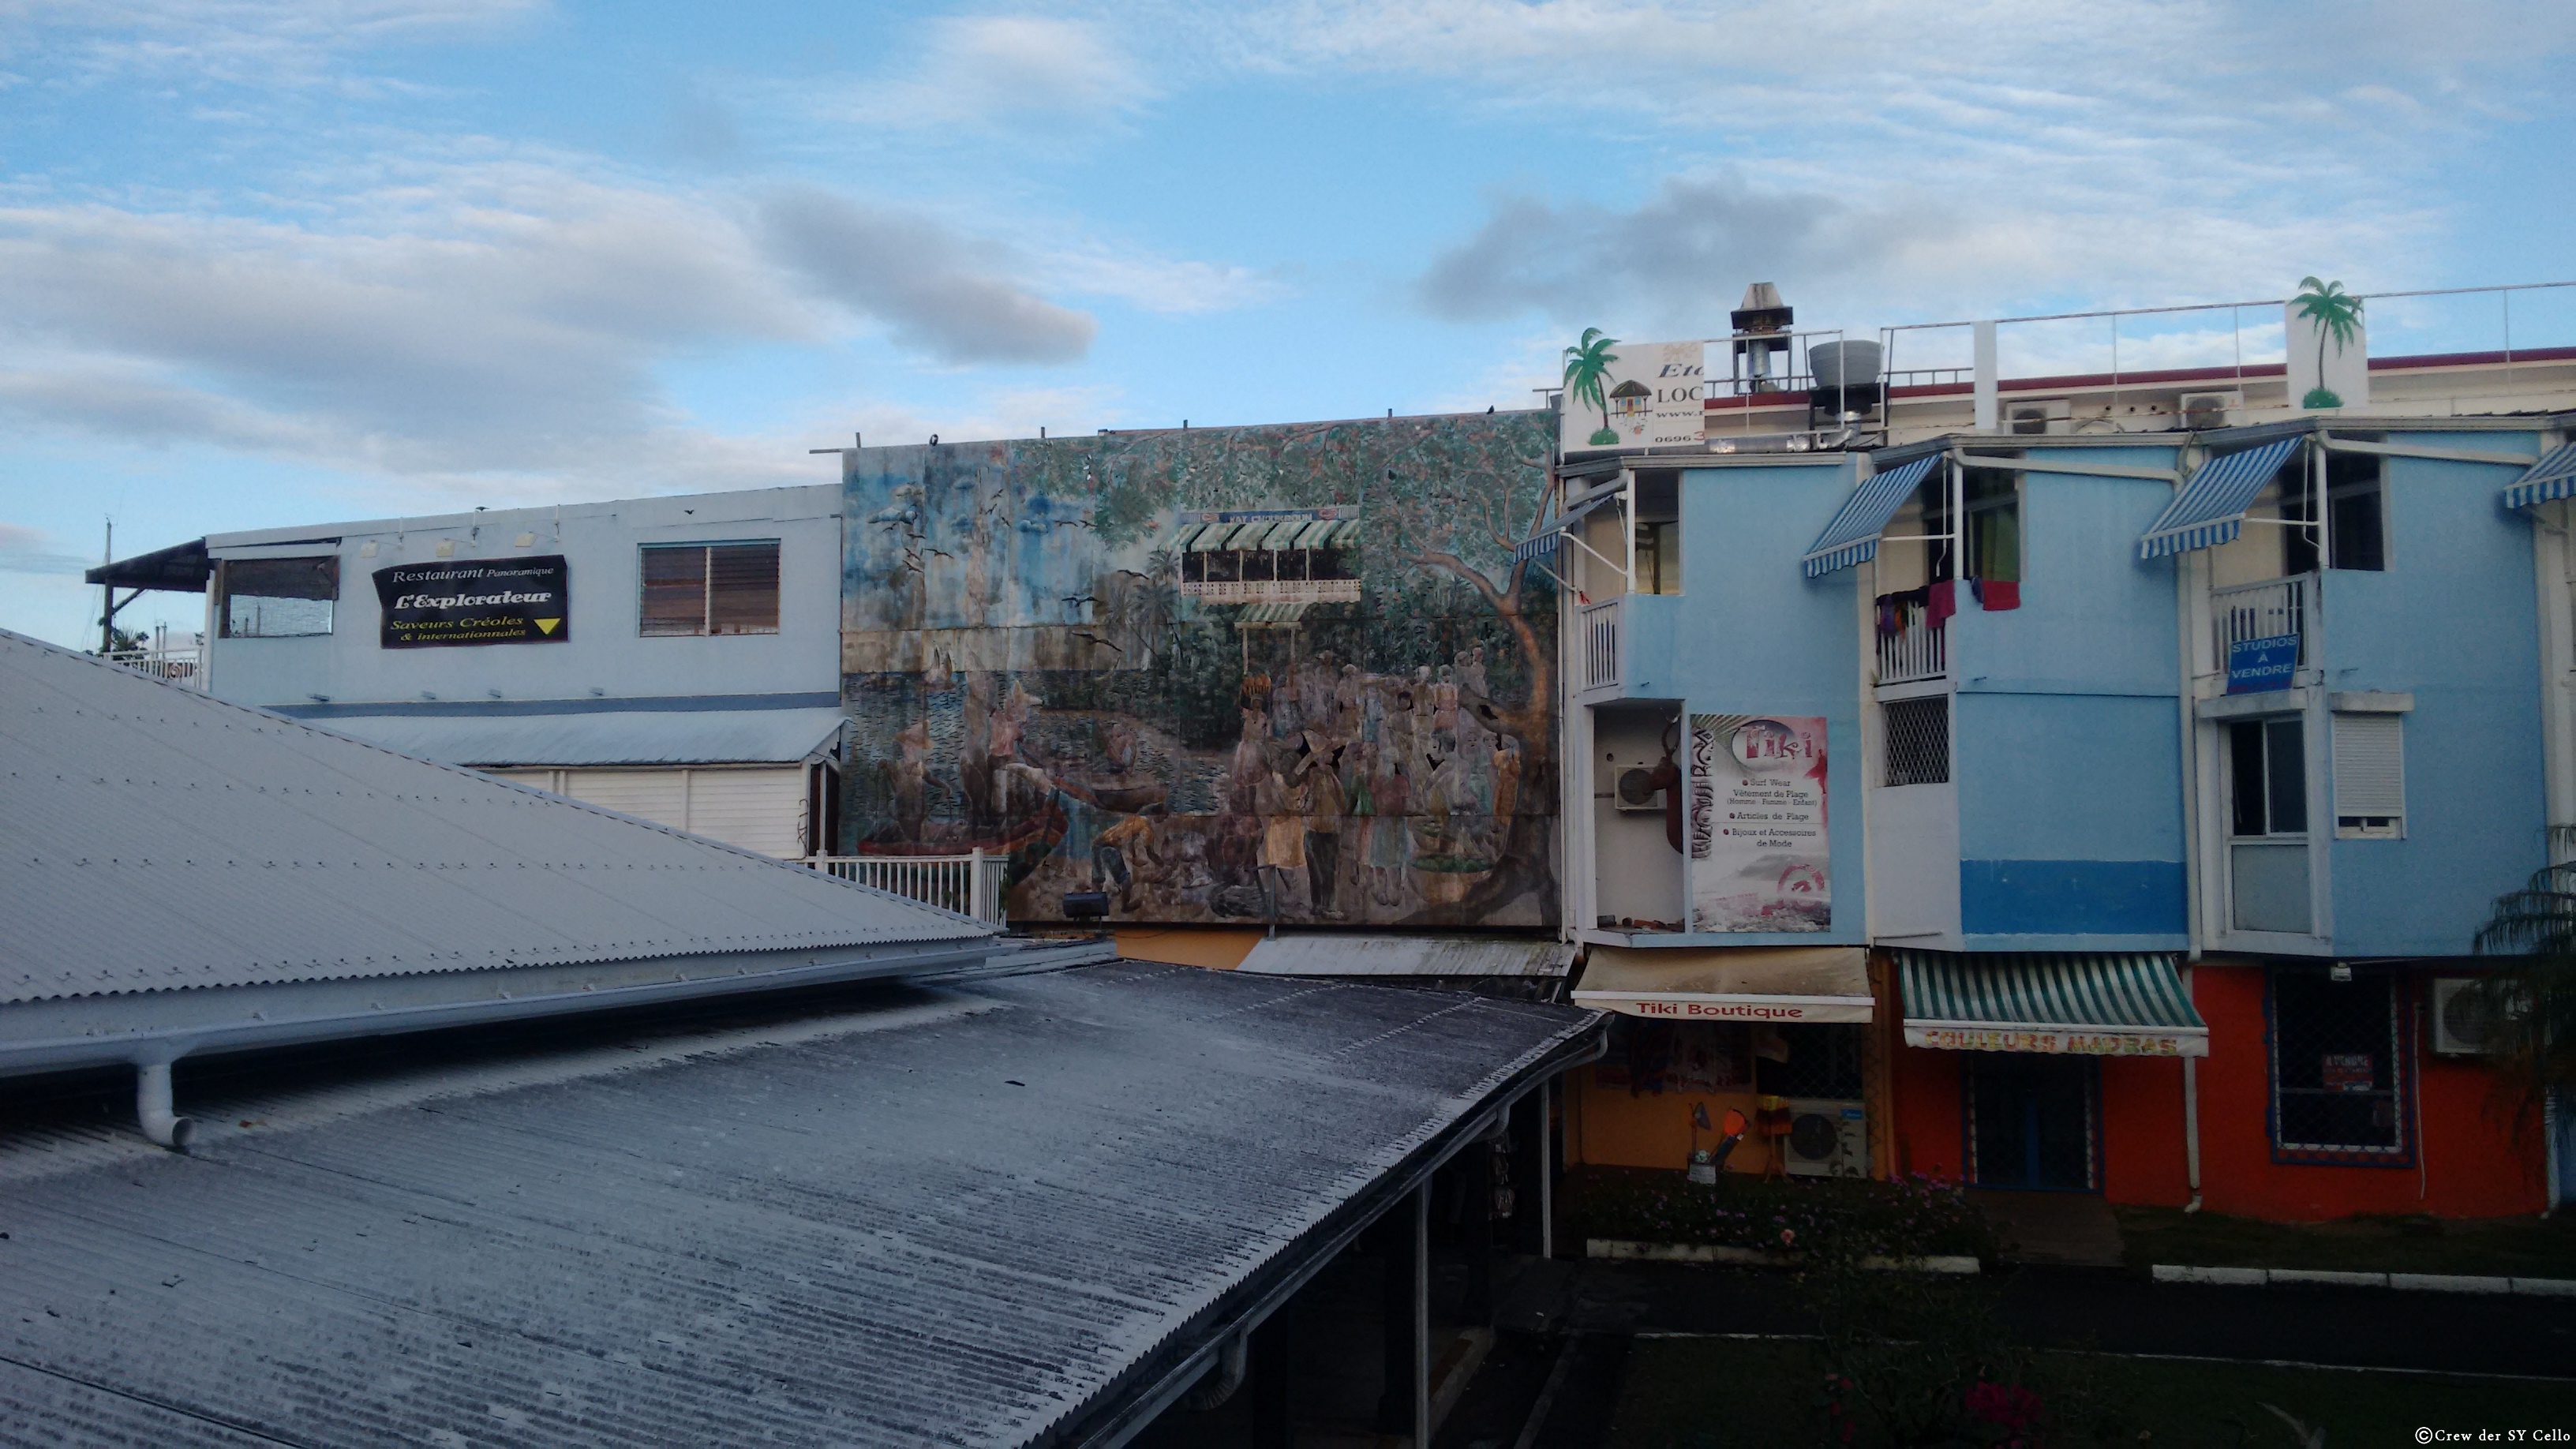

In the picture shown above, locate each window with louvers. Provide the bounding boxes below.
[639,541,781,636]
[1882,697,1949,786]
[2332,712,2403,837]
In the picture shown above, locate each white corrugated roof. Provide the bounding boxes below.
[0,631,987,1009]
[306,706,844,766]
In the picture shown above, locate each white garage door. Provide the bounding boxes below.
[485,766,809,858]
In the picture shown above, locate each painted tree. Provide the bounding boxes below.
[2293,276,2364,410]
[1563,328,1623,447]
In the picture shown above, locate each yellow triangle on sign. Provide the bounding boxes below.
[534,618,561,635]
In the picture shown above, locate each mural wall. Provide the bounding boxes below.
[841,412,1559,927]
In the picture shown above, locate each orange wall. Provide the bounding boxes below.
[1890,1042,1965,1182]
[2099,1056,2189,1206]
[1114,927,1263,969]
[2189,964,2547,1222]
[1567,1067,1774,1174]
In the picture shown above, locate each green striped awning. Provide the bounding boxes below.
[1896,949,2207,1057]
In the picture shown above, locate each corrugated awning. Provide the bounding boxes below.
[1188,522,1235,552]
[1237,934,1572,979]
[1801,455,1940,578]
[1289,518,1339,548]
[1896,949,2207,1056]
[1571,945,1873,1023]
[315,706,845,767]
[2502,442,2576,511]
[2136,436,2304,560]
[1258,518,1312,549]
[1165,522,1209,551]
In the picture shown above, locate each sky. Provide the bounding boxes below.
[3,0,2572,646]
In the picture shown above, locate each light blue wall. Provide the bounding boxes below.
[2322,436,2549,956]
[1949,447,2188,945]
[1655,458,1869,945]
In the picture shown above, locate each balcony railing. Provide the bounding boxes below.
[798,850,1006,925]
[1875,603,1946,685]
[2213,573,2312,683]
[1178,578,1363,604]
[103,640,206,689]
[1580,598,1621,690]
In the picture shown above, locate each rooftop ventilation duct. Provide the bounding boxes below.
[1731,283,1795,391]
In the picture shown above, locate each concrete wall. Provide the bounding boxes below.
[204,486,844,709]
[1946,447,2189,948]
[2320,438,2551,956]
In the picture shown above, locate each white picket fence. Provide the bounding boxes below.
[797,851,1007,924]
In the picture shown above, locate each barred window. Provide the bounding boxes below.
[1882,697,1949,786]
[2271,968,2408,1159]
[640,541,780,636]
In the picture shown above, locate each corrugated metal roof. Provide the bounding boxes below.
[311,706,844,766]
[1237,934,1571,979]
[0,631,987,1008]
[0,962,1601,1447]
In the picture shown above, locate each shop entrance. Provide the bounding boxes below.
[1966,1054,2097,1191]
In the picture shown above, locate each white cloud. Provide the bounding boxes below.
[0,522,92,576]
[834,15,1152,133]
[3,0,546,88]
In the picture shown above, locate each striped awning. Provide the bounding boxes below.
[1511,531,1559,563]
[1289,518,1339,548]
[1187,522,1235,552]
[2503,442,2576,511]
[1255,518,1311,550]
[1165,522,1210,551]
[1234,602,1311,624]
[2136,436,2304,560]
[1896,949,2207,1056]
[1802,454,1941,578]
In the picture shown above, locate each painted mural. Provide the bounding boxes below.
[840,412,1559,927]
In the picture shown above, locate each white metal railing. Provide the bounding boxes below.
[1178,578,1364,604]
[103,636,205,689]
[1875,603,1946,684]
[2213,573,2312,674]
[1581,597,1621,689]
[797,850,1006,925]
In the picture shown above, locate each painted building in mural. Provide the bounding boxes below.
[833,413,1562,930]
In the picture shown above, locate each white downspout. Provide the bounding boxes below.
[137,1058,195,1151]
[2181,967,2203,1214]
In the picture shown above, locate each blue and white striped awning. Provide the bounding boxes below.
[1511,530,1559,563]
[1511,486,1624,564]
[1896,949,2207,1055]
[2502,442,2576,511]
[2136,436,2304,560]
[1801,454,1941,578]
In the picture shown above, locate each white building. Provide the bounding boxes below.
[92,485,846,859]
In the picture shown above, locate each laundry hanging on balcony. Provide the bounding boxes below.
[2501,442,2576,511]
[2136,436,2304,560]
[1896,949,2207,1056]
[1801,454,1941,578]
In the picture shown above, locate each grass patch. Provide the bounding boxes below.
[2117,1205,2576,1279]
[1563,1166,1995,1261]
[1604,1337,2576,1448]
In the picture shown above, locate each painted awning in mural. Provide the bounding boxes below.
[1896,949,2207,1056]
[2502,442,2576,511]
[2136,436,2305,559]
[1571,945,1873,1023]
[1237,934,1573,979]
[1801,454,1941,578]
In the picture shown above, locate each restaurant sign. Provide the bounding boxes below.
[1904,1025,2208,1057]
[375,556,571,649]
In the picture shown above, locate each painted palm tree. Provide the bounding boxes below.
[2469,828,2576,1131]
[1562,328,1622,447]
[2293,276,2364,410]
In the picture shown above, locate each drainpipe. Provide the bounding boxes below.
[1181,1331,1249,1410]
[2181,966,2203,1214]
[136,1058,195,1151]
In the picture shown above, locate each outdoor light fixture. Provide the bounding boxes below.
[2330,962,2353,983]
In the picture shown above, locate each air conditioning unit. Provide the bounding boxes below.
[2430,976,2515,1057]
[1614,766,1666,813]
[2007,399,2072,436]
[2178,391,2243,430]
[1781,1098,1869,1178]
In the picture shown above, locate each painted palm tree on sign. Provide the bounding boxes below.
[2293,276,2364,410]
[1563,328,1622,447]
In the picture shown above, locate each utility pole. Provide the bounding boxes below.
[99,517,113,655]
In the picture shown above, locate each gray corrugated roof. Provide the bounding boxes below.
[0,962,1601,1447]
[305,705,845,766]
[1237,934,1573,979]
[0,630,985,1008]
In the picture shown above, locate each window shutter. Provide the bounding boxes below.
[2332,713,2404,816]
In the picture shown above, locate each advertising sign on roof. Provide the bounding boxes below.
[376,556,570,649]
[1559,335,1705,454]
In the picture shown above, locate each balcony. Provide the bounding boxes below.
[1581,597,1621,689]
[1875,601,1946,685]
[2213,573,2312,691]
[1178,577,1363,605]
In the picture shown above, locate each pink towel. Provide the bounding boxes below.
[1927,578,1956,628]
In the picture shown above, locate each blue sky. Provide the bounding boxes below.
[3,0,2571,645]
